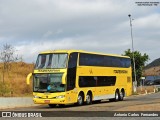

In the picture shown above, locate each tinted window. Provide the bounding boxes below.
[79,76,116,87]
[79,53,131,68]
[97,76,116,86]
[79,76,96,87]
[67,53,78,91]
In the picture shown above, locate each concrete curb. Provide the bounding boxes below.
[0,97,39,109]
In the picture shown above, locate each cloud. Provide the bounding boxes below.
[42,29,63,38]
[15,34,131,62]
[134,13,160,29]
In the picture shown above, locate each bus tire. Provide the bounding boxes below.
[109,90,119,102]
[115,90,119,101]
[119,90,124,101]
[86,93,92,105]
[77,93,84,106]
[48,104,56,108]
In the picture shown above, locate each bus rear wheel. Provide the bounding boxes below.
[77,93,84,106]
[109,90,119,102]
[119,90,124,101]
[86,93,92,105]
[115,90,119,101]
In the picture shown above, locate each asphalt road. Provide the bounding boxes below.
[2,92,160,111]
[0,92,160,120]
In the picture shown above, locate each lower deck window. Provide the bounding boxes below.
[79,76,116,87]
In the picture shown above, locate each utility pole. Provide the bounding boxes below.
[128,14,137,93]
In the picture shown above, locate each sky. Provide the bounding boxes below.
[0,0,160,63]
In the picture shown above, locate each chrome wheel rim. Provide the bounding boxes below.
[86,94,90,103]
[78,95,83,105]
[115,92,119,100]
[120,92,123,99]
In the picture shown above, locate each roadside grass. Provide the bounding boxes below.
[0,62,34,97]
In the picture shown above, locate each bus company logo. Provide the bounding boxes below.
[114,70,128,74]
[89,69,93,74]
[38,69,60,72]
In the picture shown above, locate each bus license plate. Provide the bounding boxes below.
[44,100,50,103]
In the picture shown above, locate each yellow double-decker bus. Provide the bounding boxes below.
[27,50,132,107]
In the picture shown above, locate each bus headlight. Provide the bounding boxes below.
[56,95,65,99]
[34,96,40,98]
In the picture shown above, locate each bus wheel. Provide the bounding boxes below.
[48,104,56,108]
[77,93,84,106]
[109,91,119,102]
[86,93,92,105]
[119,90,124,101]
[115,90,119,101]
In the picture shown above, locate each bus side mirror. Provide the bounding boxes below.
[62,73,66,84]
[26,73,32,85]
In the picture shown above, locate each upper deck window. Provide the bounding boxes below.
[35,53,68,69]
[79,53,131,68]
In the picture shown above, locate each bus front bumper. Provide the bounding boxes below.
[33,98,66,104]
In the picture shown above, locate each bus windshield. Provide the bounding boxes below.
[35,53,68,69]
[33,73,65,92]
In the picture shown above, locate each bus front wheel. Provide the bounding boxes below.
[115,90,119,101]
[77,93,84,106]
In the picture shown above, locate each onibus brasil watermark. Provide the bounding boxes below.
[1,112,42,118]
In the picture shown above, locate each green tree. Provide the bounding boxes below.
[123,49,149,86]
